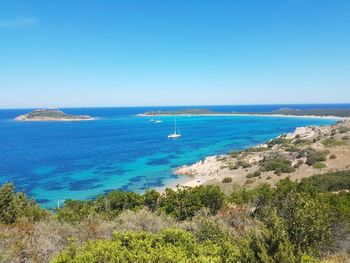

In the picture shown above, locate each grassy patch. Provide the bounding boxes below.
[268,137,292,147]
[312,162,327,169]
[322,138,346,147]
[293,139,312,146]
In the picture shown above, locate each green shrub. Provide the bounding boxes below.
[254,170,261,177]
[160,185,224,220]
[57,200,95,223]
[338,126,350,133]
[229,152,239,158]
[274,168,282,176]
[301,170,350,192]
[260,157,295,173]
[245,179,254,185]
[95,190,143,217]
[305,148,328,166]
[285,146,299,152]
[222,177,233,183]
[143,189,160,211]
[236,160,251,168]
[329,154,337,159]
[293,164,299,169]
[268,137,292,147]
[341,135,349,140]
[312,162,327,169]
[246,171,261,179]
[293,139,312,146]
[253,179,334,257]
[246,173,254,178]
[227,163,238,170]
[52,228,240,263]
[0,182,47,224]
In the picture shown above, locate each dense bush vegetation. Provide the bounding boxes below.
[0,183,47,224]
[1,170,350,262]
[222,177,233,183]
[52,228,240,263]
[303,148,328,166]
[260,156,295,174]
[56,185,224,223]
[301,170,350,192]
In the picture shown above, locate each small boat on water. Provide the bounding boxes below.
[168,117,181,138]
[150,119,163,123]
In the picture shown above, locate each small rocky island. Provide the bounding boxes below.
[15,109,95,121]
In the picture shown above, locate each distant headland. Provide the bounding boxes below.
[15,109,95,121]
[138,108,228,116]
[139,108,350,118]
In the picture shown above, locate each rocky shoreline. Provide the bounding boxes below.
[175,120,350,192]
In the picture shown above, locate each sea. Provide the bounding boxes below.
[1,104,348,208]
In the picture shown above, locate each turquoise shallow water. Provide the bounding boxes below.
[0,106,339,208]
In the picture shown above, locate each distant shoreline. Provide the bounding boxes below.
[138,112,344,120]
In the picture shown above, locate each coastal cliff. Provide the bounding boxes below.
[15,109,94,121]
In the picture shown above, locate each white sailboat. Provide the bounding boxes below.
[168,117,181,138]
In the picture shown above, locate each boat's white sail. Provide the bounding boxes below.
[168,117,181,138]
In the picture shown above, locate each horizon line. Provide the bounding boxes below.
[1,102,350,110]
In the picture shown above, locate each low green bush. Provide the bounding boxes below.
[245,179,254,184]
[260,157,295,173]
[338,126,350,133]
[268,137,292,147]
[301,170,350,192]
[293,139,312,146]
[329,154,337,159]
[312,162,327,169]
[52,228,240,263]
[305,148,328,166]
[222,177,233,183]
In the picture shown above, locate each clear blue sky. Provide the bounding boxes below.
[1,0,349,108]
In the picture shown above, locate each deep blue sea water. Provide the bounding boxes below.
[0,104,346,208]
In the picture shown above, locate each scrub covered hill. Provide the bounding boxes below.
[0,170,349,262]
